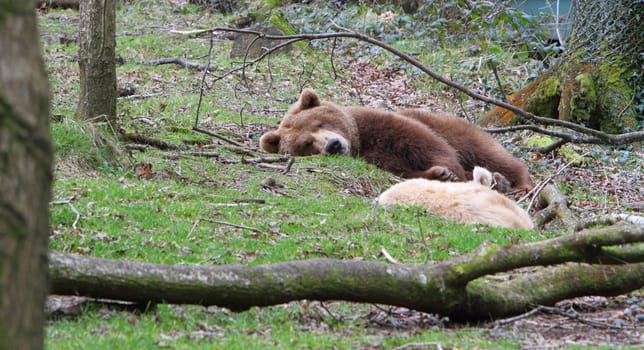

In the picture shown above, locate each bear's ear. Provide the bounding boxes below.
[259,131,281,153]
[473,166,493,187]
[298,88,321,110]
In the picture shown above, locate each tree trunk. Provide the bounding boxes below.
[0,1,53,349]
[50,222,644,321]
[481,0,642,133]
[76,0,117,126]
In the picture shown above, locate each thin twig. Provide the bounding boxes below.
[117,92,163,100]
[380,246,400,264]
[187,218,201,239]
[222,156,290,164]
[143,57,208,70]
[210,220,262,233]
[492,305,544,327]
[394,342,444,350]
[523,177,552,213]
[50,199,80,229]
[192,126,246,147]
[330,37,339,80]
[522,151,590,213]
[281,157,295,174]
[533,138,569,153]
[210,203,253,207]
[180,151,220,158]
[538,305,623,329]
[188,217,262,236]
[317,301,343,322]
[119,132,182,150]
[488,59,507,101]
[194,31,215,128]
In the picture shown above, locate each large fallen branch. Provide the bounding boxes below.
[50,222,644,320]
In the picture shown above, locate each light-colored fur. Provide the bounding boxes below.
[377,167,534,230]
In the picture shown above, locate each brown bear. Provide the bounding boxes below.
[260,88,534,191]
[376,166,534,229]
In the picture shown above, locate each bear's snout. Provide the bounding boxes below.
[325,138,345,155]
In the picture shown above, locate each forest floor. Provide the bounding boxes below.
[303,63,644,349]
[41,1,642,349]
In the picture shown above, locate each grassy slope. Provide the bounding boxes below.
[40,2,639,350]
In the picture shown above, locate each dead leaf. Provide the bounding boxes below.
[135,162,153,179]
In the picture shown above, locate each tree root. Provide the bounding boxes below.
[534,183,580,231]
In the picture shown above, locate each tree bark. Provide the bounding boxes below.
[0,1,53,349]
[76,0,117,126]
[534,183,580,231]
[481,0,642,134]
[50,222,643,321]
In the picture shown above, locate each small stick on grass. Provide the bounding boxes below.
[143,57,209,71]
[380,246,399,264]
[192,126,246,148]
[394,342,445,350]
[117,92,163,100]
[317,301,344,322]
[188,218,262,237]
[50,199,81,229]
[282,157,295,174]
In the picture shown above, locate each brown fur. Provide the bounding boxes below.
[260,89,534,190]
[377,167,534,230]
[398,109,534,190]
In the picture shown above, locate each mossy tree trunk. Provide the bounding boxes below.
[481,0,642,133]
[50,222,644,321]
[0,1,53,349]
[76,0,117,126]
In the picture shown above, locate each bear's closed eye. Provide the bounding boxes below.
[267,136,279,146]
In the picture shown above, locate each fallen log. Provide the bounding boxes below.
[49,222,644,320]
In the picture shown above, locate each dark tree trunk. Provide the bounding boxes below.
[0,1,53,349]
[76,0,117,126]
[481,0,642,133]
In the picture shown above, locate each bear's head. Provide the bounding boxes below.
[259,89,359,156]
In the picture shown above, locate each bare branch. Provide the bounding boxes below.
[143,57,208,71]
[194,31,216,128]
[192,126,246,148]
[49,199,80,229]
[172,27,644,146]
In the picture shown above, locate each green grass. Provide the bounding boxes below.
[47,302,522,349]
[38,2,641,349]
[47,148,548,349]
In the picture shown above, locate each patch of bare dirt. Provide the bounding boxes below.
[340,56,421,110]
[46,292,644,348]
[293,296,644,348]
[489,296,644,348]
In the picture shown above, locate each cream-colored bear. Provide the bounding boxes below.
[376,167,534,229]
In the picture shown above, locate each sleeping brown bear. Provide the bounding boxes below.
[259,88,534,191]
